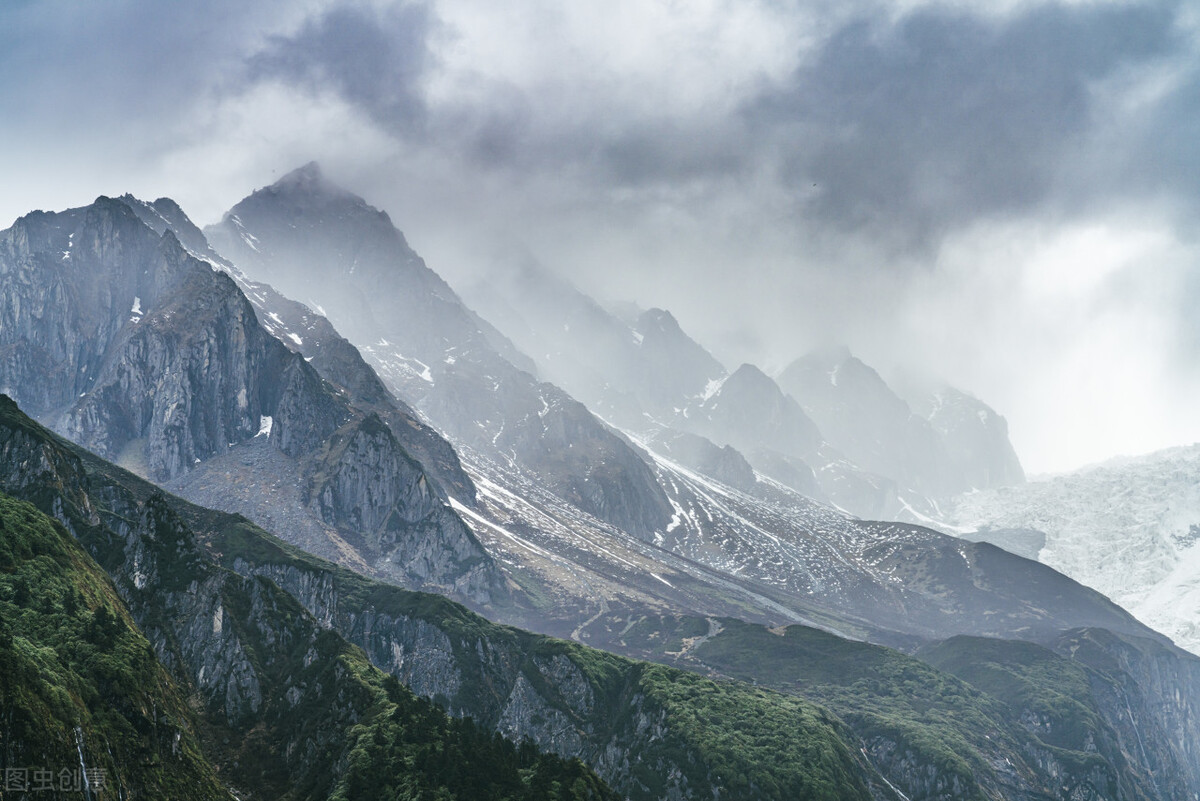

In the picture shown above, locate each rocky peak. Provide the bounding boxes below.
[684,363,823,463]
[1,193,507,603]
[921,386,1025,489]
[277,160,325,188]
[214,164,409,271]
[209,170,673,539]
[633,307,726,411]
[635,307,680,335]
[777,347,943,491]
[721,362,778,396]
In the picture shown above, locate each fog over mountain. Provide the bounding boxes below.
[3,0,1200,473]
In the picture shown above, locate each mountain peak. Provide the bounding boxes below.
[258,162,360,205]
[727,362,774,389]
[637,307,680,334]
[280,160,323,185]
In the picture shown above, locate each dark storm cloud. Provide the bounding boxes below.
[747,1,1183,246]
[242,0,1191,253]
[248,3,435,133]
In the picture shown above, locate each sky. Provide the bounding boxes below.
[1,0,1199,474]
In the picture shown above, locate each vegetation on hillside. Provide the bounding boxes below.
[0,492,228,800]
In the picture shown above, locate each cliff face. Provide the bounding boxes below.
[1050,628,1200,797]
[302,414,495,600]
[0,197,503,605]
[0,198,344,476]
[122,192,477,504]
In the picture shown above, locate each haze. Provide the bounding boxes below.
[2,0,1198,474]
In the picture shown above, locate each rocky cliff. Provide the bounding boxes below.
[0,197,503,604]
[120,192,477,504]
[206,164,674,539]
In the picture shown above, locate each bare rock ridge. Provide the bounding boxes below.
[0,196,503,604]
[206,163,674,539]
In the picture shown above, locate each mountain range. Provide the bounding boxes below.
[462,253,1024,521]
[2,163,1199,799]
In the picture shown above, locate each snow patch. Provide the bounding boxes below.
[700,377,724,402]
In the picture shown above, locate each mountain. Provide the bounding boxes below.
[938,444,1200,655]
[119,193,476,503]
[684,363,823,463]
[458,253,1025,522]
[7,182,1174,661]
[776,348,949,494]
[200,168,1171,654]
[916,385,1026,491]
[204,162,533,385]
[0,400,619,801]
[460,257,726,429]
[664,617,1200,800]
[8,188,851,648]
[0,196,502,604]
[207,164,674,541]
[777,348,1025,506]
[7,395,1200,800]
[9,172,1200,797]
[0,395,899,801]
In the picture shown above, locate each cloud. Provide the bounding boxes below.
[2,0,1200,471]
[248,2,435,133]
[747,1,1182,247]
